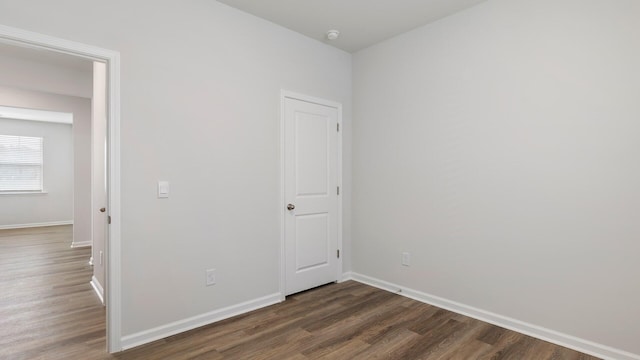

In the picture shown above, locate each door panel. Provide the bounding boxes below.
[285,97,339,296]
[91,61,108,304]
[295,213,329,271]
[296,112,329,196]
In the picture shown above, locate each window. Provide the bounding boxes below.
[0,134,44,192]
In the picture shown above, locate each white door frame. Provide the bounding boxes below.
[0,24,123,353]
[279,90,343,300]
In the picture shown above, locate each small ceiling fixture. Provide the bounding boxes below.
[326,30,340,41]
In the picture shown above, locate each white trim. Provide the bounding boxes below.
[0,191,48,195]
[71,240,92,248]
[340,271,353,282]
[281,90,343,109]
[350,272,640,360]
[105,40,123,355]
[279,92,286,301]
[0,24,123,353]
[0,105,73,124]
[279,90,343,300]
[90,275,105,305]
[0,220,72,230]
[336,100,343,285]
[121,293,282,350]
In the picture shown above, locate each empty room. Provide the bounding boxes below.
[0,0,638,359]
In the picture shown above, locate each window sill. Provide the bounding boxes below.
[0,191,48,196]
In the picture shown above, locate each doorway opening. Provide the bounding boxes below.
[0,24,122,353]
[280,90,343,298]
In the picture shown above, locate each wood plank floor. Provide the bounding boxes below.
[0,225,105,360]
[1,226,601,360]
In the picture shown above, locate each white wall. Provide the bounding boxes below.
[0,86,92,245]
[0,53,91,98]
[353,0,640,357]
[0,0,352,340]
[0,117,72,226]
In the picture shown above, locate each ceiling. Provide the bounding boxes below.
[217,0,488,53]
[0,42,93,73]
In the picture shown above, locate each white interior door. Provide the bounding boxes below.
[91,61,108,304]
[284,96,340,296]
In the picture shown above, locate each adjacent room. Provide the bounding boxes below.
[0,0,638,359]
[0,43,110,357]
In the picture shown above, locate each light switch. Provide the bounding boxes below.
[158,181,169,198]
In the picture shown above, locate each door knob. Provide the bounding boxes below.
[99,207,106,213]
[287,204,295,211]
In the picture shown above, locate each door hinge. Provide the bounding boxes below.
[337,186,340,195]
[108,216,111,224]
[337,123,340,132]
[337,249,340,258]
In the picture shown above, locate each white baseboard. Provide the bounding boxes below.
[350,272,640,360]
[0,220,73,230]
[71,240,92,248]
[90,275,105,305]
[340,271,353,282]
[120,292,282,350]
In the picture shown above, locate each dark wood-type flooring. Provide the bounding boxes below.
[1,226,600,359]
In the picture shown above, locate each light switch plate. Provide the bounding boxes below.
[401,252,411,266]
[206,269,216,286]
[158,181,169,198]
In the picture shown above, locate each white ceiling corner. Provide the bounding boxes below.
[216,0,488,52]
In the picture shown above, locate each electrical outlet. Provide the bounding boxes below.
[206,269,216,286]
[401,252,410,266]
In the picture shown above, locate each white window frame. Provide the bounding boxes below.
[0,134,45,194]
[0,106,73,195]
